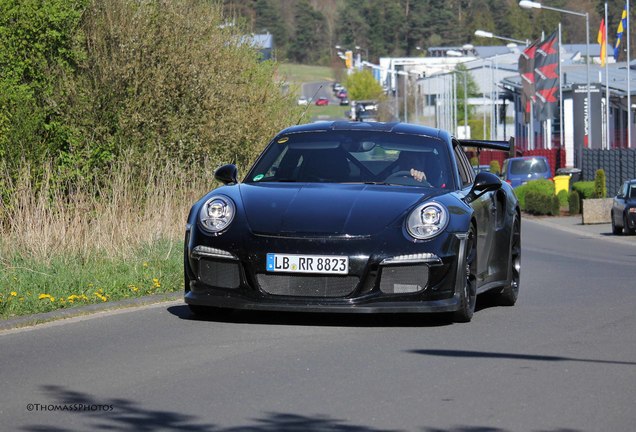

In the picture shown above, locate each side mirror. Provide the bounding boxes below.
[214,164,238,185]
[467,172,502,202]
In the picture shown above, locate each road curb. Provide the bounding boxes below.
[523,214,636,247]
[0,292,182,332]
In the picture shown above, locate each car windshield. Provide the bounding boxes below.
[245,130,455,189]
[508,158,548,175]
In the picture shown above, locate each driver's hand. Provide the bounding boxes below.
[410,169,427,182]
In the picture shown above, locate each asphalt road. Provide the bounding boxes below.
[1,218,635,432]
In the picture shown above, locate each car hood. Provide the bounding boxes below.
[238,183,438,236]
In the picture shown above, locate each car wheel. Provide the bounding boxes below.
[611,211,622,235]
[624,214,636,235]
[498,216,520,306]
[453,224,477,323]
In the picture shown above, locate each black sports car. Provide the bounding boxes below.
[184,121,521,322]
[611,179,636,235]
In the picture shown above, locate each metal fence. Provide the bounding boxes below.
[582,149,636,194]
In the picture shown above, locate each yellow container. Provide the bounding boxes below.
[553,175,570,195]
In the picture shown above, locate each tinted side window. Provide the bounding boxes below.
[452,140,474,187]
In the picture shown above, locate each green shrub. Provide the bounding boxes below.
[557,189,569,208]
[489,160,501,175]
[551,195,560,216]
[514,184,529,210]
[523,179,556,215]
[593,169,607,198]
[572,181,595,199]
[470,156,479,167]
[569,190,580,214]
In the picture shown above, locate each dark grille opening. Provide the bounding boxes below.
[379,264,429,294]
[257,274,359,297]
[198,259,241,289]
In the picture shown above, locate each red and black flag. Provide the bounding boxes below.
[518,40,538,123]
[533,31,559,121]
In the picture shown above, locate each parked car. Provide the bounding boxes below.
[501,156,551,188]
[611,179,636,235]
[315,97,329,106]
[184,121,521,322]
[473,165,491,174]
[337,90,348,99]
[297,96,308,106]
[339,97,350,106]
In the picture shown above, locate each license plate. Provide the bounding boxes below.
[266,253,349,275]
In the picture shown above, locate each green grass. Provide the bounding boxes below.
[0,239,182,320]
[306,103,351,121]
[277,63,335,85]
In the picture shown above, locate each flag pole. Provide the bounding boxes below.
[559,23,564,150]
[605,2,610,149]
[628,0,632,148]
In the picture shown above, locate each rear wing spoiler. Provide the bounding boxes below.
[458,137,515,158]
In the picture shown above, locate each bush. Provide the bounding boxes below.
[594,169,607,198]
[489,160,501,175]
[514,184,529,210]
[523,179,556,215]
[551,195,561,216]
[572,181,595,199]
[569,190,580,214]
[470,156,479,167]
[557,189,569,208]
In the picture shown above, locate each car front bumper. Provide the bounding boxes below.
[184,228,468,314]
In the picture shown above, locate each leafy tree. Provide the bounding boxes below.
[0,0,87,171]
[254,0,288,60]
[343,69,384,101]
[455,64,479,125]
[288,0,328,64]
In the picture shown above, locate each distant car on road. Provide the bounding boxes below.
[315,97,329,106]
[501,156,551,188]
[473,165,491,174]
[339,97,349,106]
[297,96,308,106]
[337,90,348,99]
[611,179,636,235]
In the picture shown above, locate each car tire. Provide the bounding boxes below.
[624,214,635,235]
[611,211,622,235]
[498,216,521,306]
[453,224,477,323]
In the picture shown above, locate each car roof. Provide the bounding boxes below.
[276,121,450,141]
[506,156,547,161]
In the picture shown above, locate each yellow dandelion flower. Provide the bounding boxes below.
[143,262,149,267]
[39,293,51,300]
[10,291,17,297]
[49,297,55,302]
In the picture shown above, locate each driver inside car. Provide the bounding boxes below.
[395,151,428,183]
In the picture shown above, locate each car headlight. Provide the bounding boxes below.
[406,202,449,240]
[199,195,235,233]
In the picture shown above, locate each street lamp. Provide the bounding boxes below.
[474,30,529,46]
[519,0,593,157]
[355,45,368,60]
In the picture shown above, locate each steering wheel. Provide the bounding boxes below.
[383,170,432,187]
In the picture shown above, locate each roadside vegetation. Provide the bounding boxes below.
[0,0,303,319]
